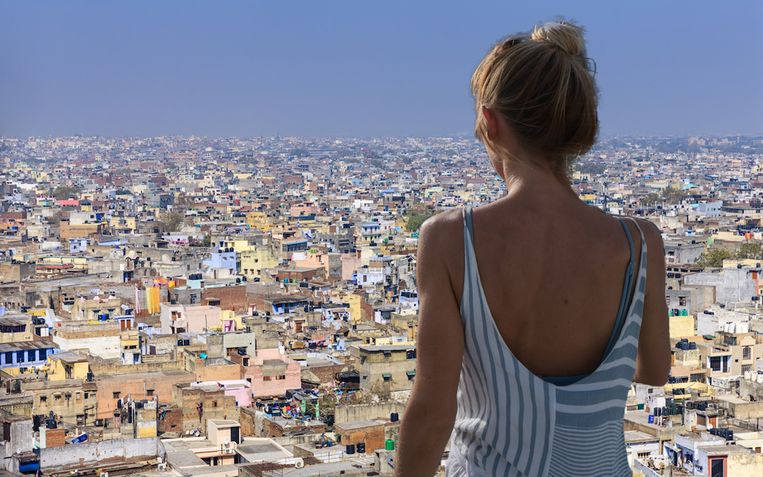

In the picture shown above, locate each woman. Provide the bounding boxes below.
[396,20,670,476]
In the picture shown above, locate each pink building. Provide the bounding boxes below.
[243,348,301,398]
[341,253,361,281]
[160,303,222,334]
[193,380,252,408]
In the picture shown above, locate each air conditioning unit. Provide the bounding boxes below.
[100,472,109,477]
[157,462,167,471]
[294,458,305,469]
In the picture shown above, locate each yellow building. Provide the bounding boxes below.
[669,315,695,339]
[46,352,90,381]
[108,215,137,233]
[344,294,363,324]
[246,211,274,232]
[663,381,713,400]
[371,336,416,346]
[423,186,444,198]
[37,255,88,271]
[220,310,243,331]
[222,238,278,279]
[579,193,597,204]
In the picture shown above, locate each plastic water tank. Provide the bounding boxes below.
[385,439,395,450]
[346,444,355,455]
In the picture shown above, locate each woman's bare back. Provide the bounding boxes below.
[441,195,667,380]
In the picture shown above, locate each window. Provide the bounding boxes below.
[113,392,121,399]
[263,376,272,381]
[147,389,154,397]
[277,375,286,380]
[406,350,416,360]
[16,351,24,363]
[4,352,12,364]
[743,346,751,360]
[40,395,47,403]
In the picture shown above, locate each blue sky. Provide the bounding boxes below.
[1,0,761,137]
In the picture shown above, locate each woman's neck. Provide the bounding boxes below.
[499,158,579,204]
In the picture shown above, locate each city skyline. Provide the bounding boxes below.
[1,0,762,138]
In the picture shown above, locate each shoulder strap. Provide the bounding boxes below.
[463,206,474,239]
[624,217,648,257]
[601,219,637,358]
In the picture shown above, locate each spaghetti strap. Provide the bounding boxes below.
[600,218,636,359]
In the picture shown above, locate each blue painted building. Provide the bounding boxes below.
[0,339,59,370]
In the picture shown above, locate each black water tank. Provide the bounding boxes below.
[390,412,399,422]
[357,442,366,453]
[346,444,355,455]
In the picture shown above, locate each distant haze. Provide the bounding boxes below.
[1,0,761,138]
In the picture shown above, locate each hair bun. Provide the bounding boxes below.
[530,21,586,57]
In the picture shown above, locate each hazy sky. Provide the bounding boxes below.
[1,0,761,138]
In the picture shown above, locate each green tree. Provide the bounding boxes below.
[661,186,688,204]
[405,207,436,232]
[698,247,733,268]
[641,193,661,206]
[577,162,606,176]
[51,185,79,200]
[156,211,184,233]
[736,241,763,260]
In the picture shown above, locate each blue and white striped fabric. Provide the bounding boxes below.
[446,207,647,476]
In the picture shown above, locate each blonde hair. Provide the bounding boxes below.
[471,20,598,182]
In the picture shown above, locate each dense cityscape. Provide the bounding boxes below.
[0,134,763,476]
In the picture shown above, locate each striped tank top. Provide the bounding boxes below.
[447,207,648,477]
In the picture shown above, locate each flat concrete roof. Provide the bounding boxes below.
[625,430,658,443]
[357,344,414,352]
[209,419,239,428]
[335,419,385,431]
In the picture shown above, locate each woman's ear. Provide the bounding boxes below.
[482,106,499,142]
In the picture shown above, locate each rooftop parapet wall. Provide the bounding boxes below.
[39,437,162,472]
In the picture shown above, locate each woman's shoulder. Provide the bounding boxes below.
[417,208,465,263]
[617,215,665,248]
[419,208,465,241]
[417,208,466,293]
